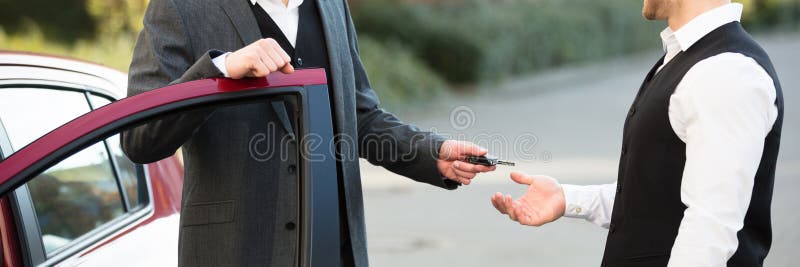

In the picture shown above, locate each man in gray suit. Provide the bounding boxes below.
[121,0,494,266]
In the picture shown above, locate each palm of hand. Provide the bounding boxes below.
[492,172,565,226]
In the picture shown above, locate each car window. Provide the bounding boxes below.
[105,134,142,209]
[0,88,92,152]
[87,94,143,209]
[0,87,147,258]
[27,142,125,255]
[88,93,113,109]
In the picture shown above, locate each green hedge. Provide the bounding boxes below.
[357,36,450,109]
[353,0,664,86]
[742,0,800,30]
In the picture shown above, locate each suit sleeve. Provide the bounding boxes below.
[121,0,225,164]
[340,0,458,190]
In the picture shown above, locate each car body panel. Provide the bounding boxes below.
[0,197,24,267]
[0,51,127,98]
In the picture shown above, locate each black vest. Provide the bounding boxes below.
[602,22,783,267]
[250,2,356,265]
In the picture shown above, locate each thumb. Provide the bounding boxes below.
[440,141,487,160]
[280,62,295,74]
[510,172,534,185]
[458,142,487,157]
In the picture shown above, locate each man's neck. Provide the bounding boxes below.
[667,0,730,31]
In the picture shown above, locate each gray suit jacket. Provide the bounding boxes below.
[122,0,458,266]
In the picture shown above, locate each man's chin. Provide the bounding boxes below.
[642,10,659,20]
[642,10,657,20]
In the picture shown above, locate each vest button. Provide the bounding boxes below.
[285,222,296,231]
[609,223,616,233]
[296,57,303,67]
[628,107,636,117]
[621,146,627,156]
[288,164,297,174]
[616,183,622,193]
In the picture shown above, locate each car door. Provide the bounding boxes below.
[0,69,341,267]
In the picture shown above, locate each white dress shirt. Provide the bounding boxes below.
[561,3,778,266]
[211,0,303,77]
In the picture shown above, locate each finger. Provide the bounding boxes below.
[259,38,280,53]
[448,175,470,185]
[504,195,518,221]
[509,202,519,222]
[452,169,477,180]
[280,62,295,74]
[458,142,489,156]
[508,208,519,222]
[266,44,289,66]
[452,161,493,173]
[265,38,292,63]
[259,49,280,72]
[256,39,281,68]
[249,59,270,77]
[518,212,532,226]
[441,141,488,160]
[491,193,507,214]
[510,171,534,185]
[458,176,472,185]
[496,194,510,215]
[263,47,285,71]
[264,39,295,74]
[510,203,531,225]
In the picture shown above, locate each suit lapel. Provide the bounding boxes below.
[315,0,345,87]
[315,0,348,136]
[219,0,262,45]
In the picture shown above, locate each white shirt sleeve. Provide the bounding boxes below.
[211,52,232,78]
[562,183,617,229]
[666,53,778,266]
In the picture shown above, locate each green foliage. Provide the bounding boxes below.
[357,36,450,109]
[86,0,149,38]
[741,0,800,30]
[0,0,97,43]
[0,0,148,44]
[352,0,664,86]
[0,28,136,71]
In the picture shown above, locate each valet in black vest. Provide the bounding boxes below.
[601,17,783,267]
[481,2,783,266]
[249,1,356,265]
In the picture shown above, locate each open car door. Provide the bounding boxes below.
[0,69,341,267]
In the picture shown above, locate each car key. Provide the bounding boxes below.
[465,155,516,166]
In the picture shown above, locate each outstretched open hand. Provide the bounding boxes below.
[491,172,566,226]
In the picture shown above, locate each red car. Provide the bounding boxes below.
[0,52,340,266]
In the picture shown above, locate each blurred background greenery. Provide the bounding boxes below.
[1,0,798,108]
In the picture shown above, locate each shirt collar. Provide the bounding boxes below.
[660,3,743,53]
[251,0,303,9]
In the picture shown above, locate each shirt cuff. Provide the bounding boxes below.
[561,184,593,219]
[211,52,232,78]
